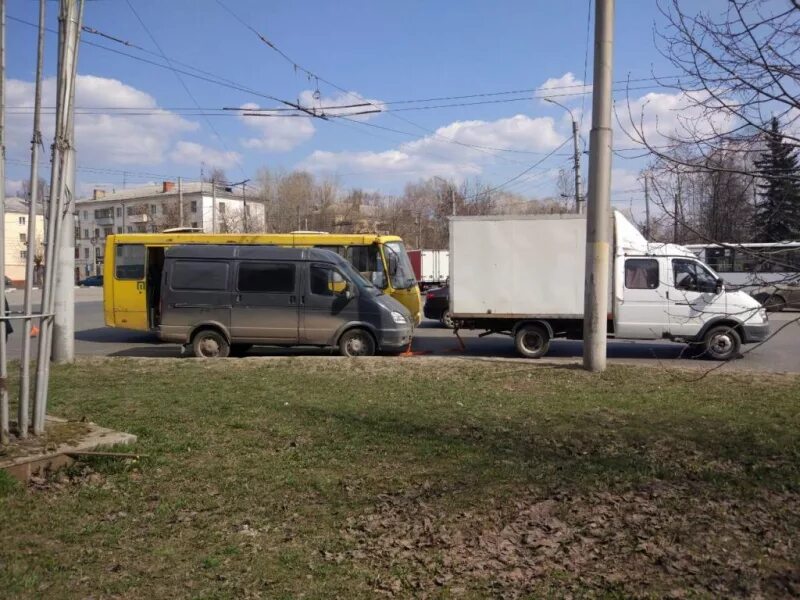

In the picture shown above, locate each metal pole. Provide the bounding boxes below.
[178,176,183,227]
[0,0,8,444]
[582,0,615,373]
[451,187,456,217]
[242,182,247,232]
[52,0,82,365]
[673,175,681,244]
[573,119,583,214]
[19,0,46,438]
[644,173,650,239]
[212,182,217,233]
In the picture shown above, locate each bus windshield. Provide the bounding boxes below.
[384,241,417,290]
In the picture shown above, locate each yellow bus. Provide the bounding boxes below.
[103,232,422,331]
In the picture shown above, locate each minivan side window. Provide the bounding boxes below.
[172,260,229,291]
[238,262,295,293]
[310,264,346,296]
[624,259,659,289]
[115,244,146,280]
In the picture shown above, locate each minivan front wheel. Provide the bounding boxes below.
[702,325,741,361]
[339,329,376,357]
[192,329,230,358]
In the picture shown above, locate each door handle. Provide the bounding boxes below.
[675,302,691,306]
[289,295,297,305]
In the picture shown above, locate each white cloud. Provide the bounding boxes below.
[537,72,590,102]
[170,141,241,170]
[238,102,315,152]
[299,114,566,181]
[6,75,197,165]
[5,179,24,197]
[298,90,385,120]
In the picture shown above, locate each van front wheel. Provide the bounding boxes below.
[192,329,230,358]
[339,329,376,357]
[702,325,741,361]
[514,323,551,359]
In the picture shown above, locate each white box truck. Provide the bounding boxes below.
[449,212,770,360]
[408,249,449,290]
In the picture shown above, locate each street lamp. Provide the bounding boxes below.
[545,97,584,214]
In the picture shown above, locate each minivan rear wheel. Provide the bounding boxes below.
[339,329,376,357]
[192,329,230,358]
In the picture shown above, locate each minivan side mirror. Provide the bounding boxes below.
[715,279,724,294]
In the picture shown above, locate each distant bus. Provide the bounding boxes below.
[103,232,421,331]
[685,241,800,290]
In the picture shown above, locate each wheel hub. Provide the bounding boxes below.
[200,338,220,357]
[712,334,732,353]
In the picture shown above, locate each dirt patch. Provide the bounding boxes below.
[0,420,92,460]
[332,482,800,598]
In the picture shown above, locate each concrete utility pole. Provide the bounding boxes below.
[451,186,456,217]
[545,98,583,214]
[582,0,615,373]
[52,0,82,365]
[19,0,46,438]
[211,181,217,233]
[673,175,681,244]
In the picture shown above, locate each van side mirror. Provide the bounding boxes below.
[715,279,724,294]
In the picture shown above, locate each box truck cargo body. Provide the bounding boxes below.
[408,249,449,289]
[449,212,769,360]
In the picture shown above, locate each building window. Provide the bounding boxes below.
[19,216,26,225]
[20,250,27,259]
[116,207,122,217]
[82,210,88,219]
[94,228,100,238]
[190,200,197,212]
[218,202,226,214]
[104,227,113,237]
[74,248,80,259]
[84,229,89,239]
[20,233,27,243]
[191,222,198,228]
[117,226,122,234]
[150,204,157,214]
[94,208,114,219]
[126,226,133,233]
[84,248,90,259]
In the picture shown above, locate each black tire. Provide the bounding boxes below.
[514,323,551,359]
[230,343,252,357]
[764,295,786,312]
[702,325,741,361]
[440,310,454,329]
[339,328,376,357]
[192,329,230,358]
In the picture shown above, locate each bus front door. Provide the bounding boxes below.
[112,243,149,330]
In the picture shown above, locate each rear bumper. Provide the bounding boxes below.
[379,324,414,350]
[742,322,770,344]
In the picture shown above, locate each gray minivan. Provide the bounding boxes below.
[159,245,414,357]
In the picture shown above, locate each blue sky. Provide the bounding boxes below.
[5,0,707,208]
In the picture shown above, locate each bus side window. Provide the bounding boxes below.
[115,244,146,280]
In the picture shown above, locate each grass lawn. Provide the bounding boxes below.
[1,357,799,598]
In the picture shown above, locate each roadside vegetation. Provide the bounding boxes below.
[1,357,799,598]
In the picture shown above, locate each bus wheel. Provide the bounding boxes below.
[514,323,551,359]
[339,329,376,357]
[703,325,741,361]
[440,310,454,329]
[192,329,230,358]
[764,295,786,312]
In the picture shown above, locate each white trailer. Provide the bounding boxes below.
[449,212,770,360]
[408,249,449,289]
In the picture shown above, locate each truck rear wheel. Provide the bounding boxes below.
[703,325,741,361]
[514,323,551,359]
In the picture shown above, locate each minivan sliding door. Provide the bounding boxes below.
[230,261,299,342]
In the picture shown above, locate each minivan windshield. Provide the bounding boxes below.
[334,256,382,295]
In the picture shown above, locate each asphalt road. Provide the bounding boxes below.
[6,287,800,372]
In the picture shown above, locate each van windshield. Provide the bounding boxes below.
[336,258,382,295]
[383,241,417,290]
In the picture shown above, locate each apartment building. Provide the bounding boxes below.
[3,197,45,285]
[75,181,264,276]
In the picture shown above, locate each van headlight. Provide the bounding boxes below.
[390,311,407,324]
